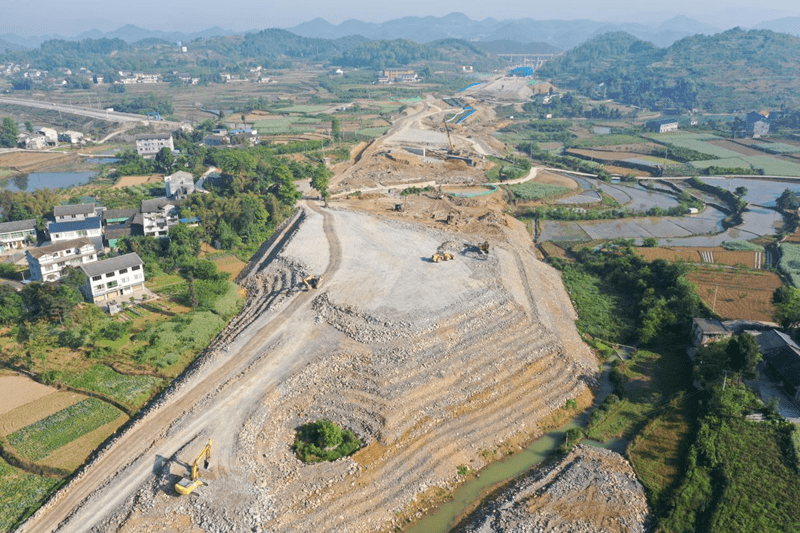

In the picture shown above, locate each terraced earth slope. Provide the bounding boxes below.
[21,202,595,533]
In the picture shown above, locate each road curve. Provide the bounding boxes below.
[19,200,339,533]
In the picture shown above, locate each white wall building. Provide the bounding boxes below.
[135,134,174,157]
[0,219,36,252]
[80,252,145,303]
[164,171,195,200]
[47,217,103,243]
[141,197,179,237]
[26,238,98,282]
[53,203,97,223]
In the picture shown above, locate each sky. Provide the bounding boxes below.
[2,0,800,36]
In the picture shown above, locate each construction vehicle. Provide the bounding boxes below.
[302,275,322,290]
[443,118,457,154]
[175,439,212,496]
[479,241,490,255]
[431,252,454,263]
[441,119,477,167]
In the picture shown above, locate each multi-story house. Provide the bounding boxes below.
[141,198,179,237]
[47,217,103,244]
[80,253,146,303]
[53,203,98,222]
[164,171,195,200]
[135,134,174,157]
[0,219,36,252]
[26,238,98,282]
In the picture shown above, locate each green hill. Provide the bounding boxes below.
[538,28,800,112]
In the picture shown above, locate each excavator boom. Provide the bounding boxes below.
[175,439,212,495]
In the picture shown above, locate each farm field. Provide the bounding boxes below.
[686,265,782,322]
[0,376,56,416]
[692,155,800,176]
[0,457,60,532]
[635,246,765,269]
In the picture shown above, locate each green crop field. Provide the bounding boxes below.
[7,398,123,462]
[253,118,316,134]
[691,155,800,175]
[506,182,571,200]
[0,457,59,531]
[573,134,645,147]
[755,141,800,154]
[60,365,162,410]
[779,243,800,287]
[656,134,742,159]
[273,104,331,113]
[354,126,389,138]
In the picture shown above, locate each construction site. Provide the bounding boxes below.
[16,88,634,533]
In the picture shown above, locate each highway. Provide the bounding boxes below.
[0,96,180,126]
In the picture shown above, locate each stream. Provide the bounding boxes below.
[405,360,619,532]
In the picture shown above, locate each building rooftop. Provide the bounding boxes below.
[48,217,102,234]
[693,317,730,335]
[80,252,143,278]
[102,208,139,222]
[54,203,95,217]
[135,134,173,141]
[141,197,177,213]
[165,171,194,184]
[26,238,95,259]
[756,329,800,389]
[0,218,36,234]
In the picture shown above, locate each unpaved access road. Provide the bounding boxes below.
[19,201,341,533]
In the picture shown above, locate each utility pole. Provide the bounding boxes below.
[712,284,719,313]
[723,369,728,391]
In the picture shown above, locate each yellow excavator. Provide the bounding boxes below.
[175,439,212,496]
[443,118,457,154]
[302,275,322,290]
[479,241,490,255]
[431,250,454,263]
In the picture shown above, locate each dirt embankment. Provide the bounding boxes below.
[454,445,650,533]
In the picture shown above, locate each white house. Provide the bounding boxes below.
[53,203,98,222]
[135,134,174,157]
[0,219,36,252]
[58,130,84,144]
[26,238,98,282]
[47,217,103,244]
[37,127,58,145]
[80,253,146,303]
[164,171,195,200]
[141,197,179,237]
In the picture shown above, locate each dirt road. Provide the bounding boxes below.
[19,201,339,533]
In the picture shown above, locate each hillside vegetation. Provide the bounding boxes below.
[538,28,800,112]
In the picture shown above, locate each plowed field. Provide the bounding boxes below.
[686,266,782,322]
[635,247,763,268]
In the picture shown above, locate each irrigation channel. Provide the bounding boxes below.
[405,360,620,533]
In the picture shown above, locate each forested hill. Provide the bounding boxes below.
[537,28,800,112]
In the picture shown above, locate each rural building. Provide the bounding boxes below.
[37,127,58,145]
[53,203,98,222]
[164,171,195,200]
[47,217,103,244]
[79,252,145,303]
[26,238,98,282]
[646,118,679,133]
[0,218,37,252]
[203,133,229,146]
[102,208,141,249]
[379,69,419,84]
[102,208,138,226]
[691,318,732,347]
[746,111,771,138]
[58,130,84,144]
[135,134,174,157]
[141,197,179,237]
[592,126,612,135]
[754,329,800,401]
[21,135,47,150]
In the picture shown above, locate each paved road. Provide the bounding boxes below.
[19,201,339,533]
[0,96,180,126]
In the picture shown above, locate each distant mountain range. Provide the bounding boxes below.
[2,12,800,52]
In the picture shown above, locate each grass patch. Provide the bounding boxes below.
[0,457,60,532]
[572,134,645,147]
[721,240,764,251]
[7,398,123,462]
[58,365,162,410]
[778,242,800,287]
[293,419,361,463]
[209,281,243,318]
[134,311,225,371]
[506,182,571,200]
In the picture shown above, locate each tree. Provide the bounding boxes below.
[0,117,20,148]
[642,236,658,247]
[310,162,332,200]
[773,286,800,329]
[0,285,23,324]
[155,146,175,174]
[777,188,799,211]
[735,186,748,198]
[24,121,33,134]
[331,117,341,143]
[726,332,761,380]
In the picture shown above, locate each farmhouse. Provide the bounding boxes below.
[26,238,98,282]
[79,252,145,304]
[0,218,36,252]
[754,329,800,401]
[47,217,103,244]
[164,171,195,200]
[135,133,174,157]
[141,197,179,237]
[646,118,679,133]
[692,318,732,347]
[53,203,98,222]
[58,130,84,144]
[746,111,771,138]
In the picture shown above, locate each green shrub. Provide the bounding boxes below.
[721,241,764,251]
[293,419,361,463]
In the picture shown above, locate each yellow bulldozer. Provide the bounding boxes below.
[302,275,322,290]
[175,439,212,496]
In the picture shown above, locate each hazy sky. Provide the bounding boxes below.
[3,0,800,35]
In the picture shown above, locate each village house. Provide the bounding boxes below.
[141,197,179,237]
[135,134,174,157]
[26,238,98,282]
[79,252,145,304]
[754,329,800,401]
[164,171,195,200]
[58,130,84,144]
[645,118,679,134]
[53,203,98,223]
[691,318,733,347]
[37,127,58,146]
[0,219,37,252]
[746,111,772,138]
[47,217,103,245]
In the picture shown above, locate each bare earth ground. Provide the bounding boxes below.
[0,375,56,416]
[113,174,164,188]
[20,194,595,533]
